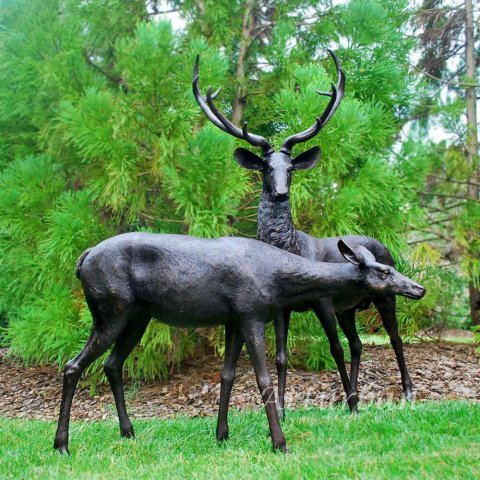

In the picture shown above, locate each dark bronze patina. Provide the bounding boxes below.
[194,52,419,418]
[53,234,424,454]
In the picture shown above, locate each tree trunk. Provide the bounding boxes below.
[464,0,480,324]
[197,0,212,38]
[232,0,256,125]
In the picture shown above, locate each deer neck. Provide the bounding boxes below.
[257,191,302,255]
[278,261,364,307]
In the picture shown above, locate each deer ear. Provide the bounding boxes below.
[355,245,376,264]
[234,147,264,170]
[338,240,361,266]
[292,146,321,170]
[338,240,376,266]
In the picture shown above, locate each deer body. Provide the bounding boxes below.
[77,233,375,322]
[54,233,424,455]
[77,233,362,325]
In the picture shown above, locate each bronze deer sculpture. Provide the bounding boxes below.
[53,233,424,454]
[193,51,417,417]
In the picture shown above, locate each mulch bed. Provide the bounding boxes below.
[0,342,478,420]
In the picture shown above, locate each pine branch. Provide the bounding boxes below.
[429,175,480,188]
[415,226,452,243]
[415,5,465,13]
[148,9,179,15]
[410,61,478,88]
[418,191,474,201]
[82,50,122,86]
[408,235,443,245]
[426,202,465,215]
[426,215,455,226]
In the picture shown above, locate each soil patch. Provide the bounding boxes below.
[0,342,478,420]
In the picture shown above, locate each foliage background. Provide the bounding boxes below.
[0,0,477,381]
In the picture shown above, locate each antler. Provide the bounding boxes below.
[281,50,345,154]
[192,55,273,154]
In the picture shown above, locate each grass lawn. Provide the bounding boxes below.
[1,402,479,479]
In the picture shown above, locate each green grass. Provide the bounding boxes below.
[1,402,479,479]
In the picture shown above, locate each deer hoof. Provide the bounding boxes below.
[347,394,359,412]
[274,441,289,454]
[54,444,70,456]
[277,407,285,422]
[279,443,290,454]
[121,426,135,438]
[404,390,415,401]
[216,429,229,442]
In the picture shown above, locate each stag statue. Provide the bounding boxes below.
[193,51,417,417]
[53,233,425,454]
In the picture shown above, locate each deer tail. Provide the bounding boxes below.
[75,248,92,279]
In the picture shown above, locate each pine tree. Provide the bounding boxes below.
[0,0,442,381]
[410,0,480,329]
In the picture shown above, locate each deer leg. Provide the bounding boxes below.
[374,296,414,400]
[313,300,358,412]
[241,320,287,453]
[103,315,151,438]
[337,309,362,393]
[274,310,290,422]
[216,323,244,442]
[53,307,132,455]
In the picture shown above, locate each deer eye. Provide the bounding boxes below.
[267,165,273,172]
[380,269,389,278]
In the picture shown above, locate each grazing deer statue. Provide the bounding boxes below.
[193,51,417,417]
[53,233,425,454]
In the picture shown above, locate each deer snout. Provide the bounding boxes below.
[413,284,426,298]
[406,282,426,299]
[273,189,289,200]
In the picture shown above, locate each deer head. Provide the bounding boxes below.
[337,240,426,300]
[193,51,345,201]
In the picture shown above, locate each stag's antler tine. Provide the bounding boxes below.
[316,90,333,97]
[211,86,221,99]
[328,49,342,76]
[192,58,229,132]
[193,55,272,153]
[206,86,272,151]
[242,122,250,138]
[193,54,200,79]
[205,86,243,139]
[193,56,221,99]
[320,50,346,125]
[281,50,345,152]
[319,84,338,124]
